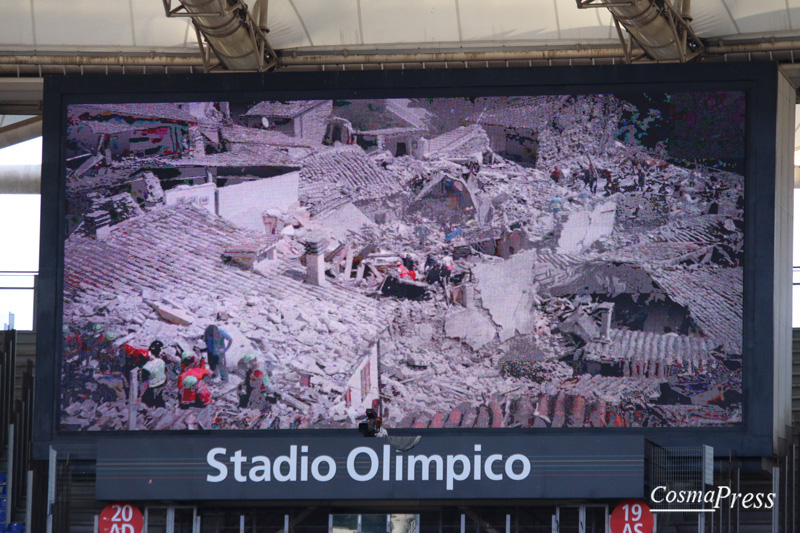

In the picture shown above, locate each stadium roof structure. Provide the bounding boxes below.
[2,2,800,79]
[3,0,800,179]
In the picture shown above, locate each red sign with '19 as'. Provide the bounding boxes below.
[99,502,144,533]
[610,500,654,533]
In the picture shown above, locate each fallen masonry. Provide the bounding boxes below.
[61,95,744,430]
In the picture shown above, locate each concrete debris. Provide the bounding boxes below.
[558,309,600,344]
[149,302,193,326]
[473,251,537,341]
[444,308,496,350]
[557,201,616,254]
[60,94,744,431]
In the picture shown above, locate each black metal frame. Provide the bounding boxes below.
[11,359,34,515]
[34,62,783,463]
[1,331,35,520]
[1,331,15,448]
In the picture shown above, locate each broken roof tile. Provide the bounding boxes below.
[243,100,328,119]
[427,125,491,159]
[647,266,742,354]
[299,146,403,214]
[159,146,297,168]
[220,125,319,149]
[64,204,394,380]
[584,329,717,367]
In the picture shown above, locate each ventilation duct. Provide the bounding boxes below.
[163,0,278,71]
[577,0,703,62]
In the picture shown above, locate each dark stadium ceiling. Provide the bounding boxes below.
[4,0,800,112]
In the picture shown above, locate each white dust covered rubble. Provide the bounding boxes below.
[60,94,744,431]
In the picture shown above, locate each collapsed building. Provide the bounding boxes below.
[324,98,431,157]
[240,100,332,146]
[60,94,745,431]
[67,102,227,169]
[62,203,395,430]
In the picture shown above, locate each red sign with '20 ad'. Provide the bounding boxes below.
[98,502,143,533]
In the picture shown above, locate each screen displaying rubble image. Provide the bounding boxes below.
[60,91,744,431]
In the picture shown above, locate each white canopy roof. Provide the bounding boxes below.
[1,0,799,54]
[3,1,800,163]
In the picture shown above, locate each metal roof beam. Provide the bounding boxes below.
[0,79,43,116]
[577,0,704,62]
[0,116,41,151]
[164,0,278,72]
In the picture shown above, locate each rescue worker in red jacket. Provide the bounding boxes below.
[234,353,258,380]
[120,343,153,399]
[121,344,150,377]
[178,366,212,409]
[180,350,207,374]
[239,368,269,409]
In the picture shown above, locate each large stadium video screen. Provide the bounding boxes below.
[59,90,744,431]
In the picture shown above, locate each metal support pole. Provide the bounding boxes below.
[786,455,789,533]
[94,515,99,533]
[240,514,245,533]
[460,514,465,533]
[737,467,740,533]
[25,470,32,533]
[727,463,733,532]
[699,463,705,533]
[46,446,56,533]
[5,424,12,528]
[773,466,780,533]
[505,514,510,533]
[710,503,714,532]
[723,486,726,532]
[129,368,139,431]
[167,506,175,533]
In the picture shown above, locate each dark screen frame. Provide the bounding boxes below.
[35,62,779,460]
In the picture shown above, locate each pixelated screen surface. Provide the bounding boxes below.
[60,92,744,431]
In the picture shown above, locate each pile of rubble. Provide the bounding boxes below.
[59,93,745,431]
